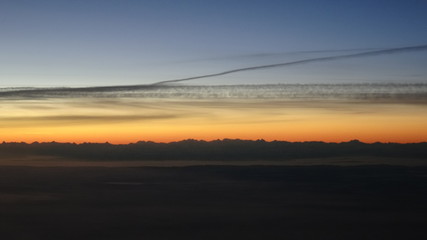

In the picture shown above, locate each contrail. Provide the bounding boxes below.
[0,44,426,98]
[152,44,427,85]
[175,47,383,63]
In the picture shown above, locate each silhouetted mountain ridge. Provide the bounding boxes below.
[1,139,426,160]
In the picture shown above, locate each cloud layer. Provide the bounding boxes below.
[1,84,427,104]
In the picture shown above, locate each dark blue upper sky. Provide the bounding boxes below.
[1,0,427,86]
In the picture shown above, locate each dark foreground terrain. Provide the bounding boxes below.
[1,164,427,240]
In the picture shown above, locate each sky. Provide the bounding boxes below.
[1,0,427,86]
[1,0,427,143]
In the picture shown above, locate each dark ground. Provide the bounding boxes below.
[0,164,426,240]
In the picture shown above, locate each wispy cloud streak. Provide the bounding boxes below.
[1,84,427,105]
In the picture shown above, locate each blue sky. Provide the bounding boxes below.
[1,0,427,86]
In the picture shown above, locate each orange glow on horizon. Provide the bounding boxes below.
[1,98,426,144]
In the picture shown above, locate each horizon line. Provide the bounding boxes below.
[2,139,426,145]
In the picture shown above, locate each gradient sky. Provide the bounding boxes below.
[1,0,427,143]
[1,0,427,86]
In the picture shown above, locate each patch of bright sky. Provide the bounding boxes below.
[1,0,427,86]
